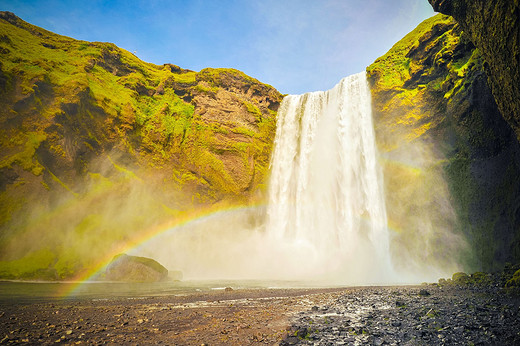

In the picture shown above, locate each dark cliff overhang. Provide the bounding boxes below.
[428,0,453,15]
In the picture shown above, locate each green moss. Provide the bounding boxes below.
[54,248,82,279]
[243,100,262,119]
[130,255,167,274]
[368,14,454,89]
[74,214,102,236]
[452,272,470,284]
[107,157,138,180]
[194,83,218,94]
[0,131,46,174]
[197,67,276,90]
[136,89,194,129]
[232,126,256,137]
[469,272,493,286]
[0,248,56,279]
[232,142,250,153]
[48,170,77,196]
[170,71,197,84]
[0,191,23,227]
[506,269,520,288]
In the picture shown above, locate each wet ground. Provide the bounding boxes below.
[282,285,520,345]
[0,284,519,345]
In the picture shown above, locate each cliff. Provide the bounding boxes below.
[428,0,520,141]
[368,14,520,272]
[0,12,282,279]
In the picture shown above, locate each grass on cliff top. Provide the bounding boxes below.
[0,14,196,165]
[197,67,276,90]
[367,14,455,89]
[0,14,195,115]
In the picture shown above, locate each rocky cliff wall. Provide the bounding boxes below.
[428,0,520,141]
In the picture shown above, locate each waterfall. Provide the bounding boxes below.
[266,71,393,283]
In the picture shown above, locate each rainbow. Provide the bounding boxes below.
[61,202,265,298]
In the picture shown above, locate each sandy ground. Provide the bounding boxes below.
[0,287,346,345]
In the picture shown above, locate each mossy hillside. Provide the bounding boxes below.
[0,248,56,280]
[368,14,455,91]
[506,269,520,288]
[368,14,465,148]
[368,14,520,271]
[0,12,282,279]
[0,13,196,179]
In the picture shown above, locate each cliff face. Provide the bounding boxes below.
[368,14,520,271]
[428,0,520,141]
[0,12,282,279]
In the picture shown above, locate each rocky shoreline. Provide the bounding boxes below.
[282,285,520,345]
[280,266,520,345]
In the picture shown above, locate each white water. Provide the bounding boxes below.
[265,72,394,283]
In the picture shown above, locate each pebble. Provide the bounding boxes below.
[419,289,431,296]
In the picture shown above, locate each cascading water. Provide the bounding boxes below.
[265,71,393,283]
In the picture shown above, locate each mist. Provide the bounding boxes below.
[0,151,188,280]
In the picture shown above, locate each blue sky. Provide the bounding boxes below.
[2,0,434,94]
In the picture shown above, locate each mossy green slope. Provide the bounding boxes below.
[368,14,520,272]
[0,12,282,279]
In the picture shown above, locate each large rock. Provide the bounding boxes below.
[104,254,169,282]
[428,0,520,141]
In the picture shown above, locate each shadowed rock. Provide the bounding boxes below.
[428,0,520,141]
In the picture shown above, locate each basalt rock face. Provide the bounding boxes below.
[368,14,520,271]
[428,0,520,141]
[0,12,282,279]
